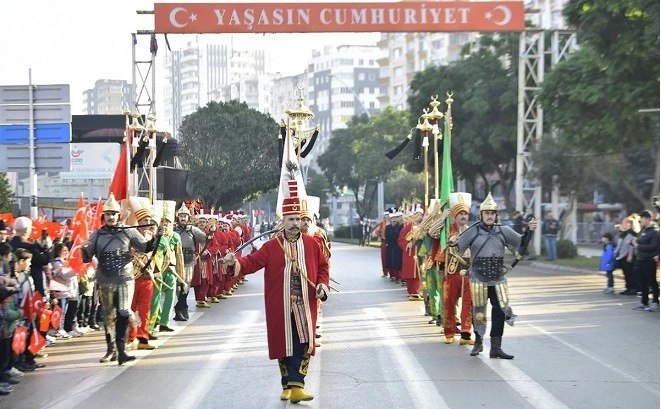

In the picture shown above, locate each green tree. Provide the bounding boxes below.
[317,108,412,220]
[408,33,520,210]
[304,167,332,218]
[0,173,12,213]
[384,166,425,206]
[539,0,660,208]
[178,101,280,209]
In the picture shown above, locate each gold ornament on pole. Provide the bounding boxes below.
[417,109,433,208]
[428,96,444,202]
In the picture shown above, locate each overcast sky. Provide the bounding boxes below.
[0,0,380,114]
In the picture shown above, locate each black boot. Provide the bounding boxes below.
[470,334,483,356]
[99,334,117,363]
[489,336,514,359]
[173,308,187,322]
[182,307,189,320]
[116,316,136,366]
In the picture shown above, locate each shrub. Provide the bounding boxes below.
[557,239,578,259]
[333,225,363,239]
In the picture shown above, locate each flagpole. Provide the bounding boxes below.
[123,105,131,199]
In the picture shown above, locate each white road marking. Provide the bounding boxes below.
[480,355,571,409]
[46,311,206,409]
[526,322,660,396]
[170,310,262,409]
[365,307,451,409]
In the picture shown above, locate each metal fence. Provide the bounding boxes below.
[575,222,616,244]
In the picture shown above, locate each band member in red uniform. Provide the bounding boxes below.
[223,180,329,403]
[398,208,424,300]
[442,192,475,345]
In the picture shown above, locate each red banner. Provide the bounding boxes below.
[155,2,525,34]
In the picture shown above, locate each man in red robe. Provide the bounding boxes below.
[398,208,424,300]
[223,181,330,404]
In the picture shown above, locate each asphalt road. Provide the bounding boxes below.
[3,242,659,409]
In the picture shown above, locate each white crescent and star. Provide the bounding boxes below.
[485,5,512,26]
[169,7,198,28]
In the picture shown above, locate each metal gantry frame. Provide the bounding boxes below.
[130,27,158,201]
[516,8,577,255]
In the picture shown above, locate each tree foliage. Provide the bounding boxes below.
[408,33,519,210]
[0,173,12,213]
[384,166,425,206]
[539,0,659,208]
[317,108,412,219]
[178,101,280,209]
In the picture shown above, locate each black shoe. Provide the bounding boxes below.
[315,334,321,339]
[89,324,101,330]
[159,325,175,332]
[148,333,159,340]
[15,363,34,372]
[173,310,187,322]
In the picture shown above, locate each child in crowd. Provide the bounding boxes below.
[601,232,615,294]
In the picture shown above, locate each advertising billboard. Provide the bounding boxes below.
[60,143,120,180]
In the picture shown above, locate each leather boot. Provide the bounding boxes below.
[116,316,136,366]
[489,336,514,359]
[173,308,187,322]
[470,334,483,356]
[182,307,189,320]
[99,333,117,363]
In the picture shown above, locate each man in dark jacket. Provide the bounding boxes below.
[9,217,52,296]
[632,210,660,312]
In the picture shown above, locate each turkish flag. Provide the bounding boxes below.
[91,197,103,231]
[12,325,28,355]
[51,305,64,328]
[28,329,46,355]
[0,213,14,227]
[67,236,86,275]
[109,140,129,201]
[31,292,45,316]
[40,309,53,332]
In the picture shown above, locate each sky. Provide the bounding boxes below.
[0,0,381,114]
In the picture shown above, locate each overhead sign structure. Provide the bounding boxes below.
[0,104,71,124]
[0,84,70,104]
[154,1,525,34]
[0,77,72,218]
[0,144,71,173]
[60,143,120,180]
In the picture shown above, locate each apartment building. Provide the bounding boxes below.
[82,79,133,115]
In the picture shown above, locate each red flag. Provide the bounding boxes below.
[70,205,89,244]
[0,213,14,227]
[39,309,53,332]
[109,140,129,201]
[67,236,86,275]
[28,329,46,355]
[51,305,64,328]
[12,325,28,355]
[31,292,45,316]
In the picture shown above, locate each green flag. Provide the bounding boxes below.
[439,117,454,251]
